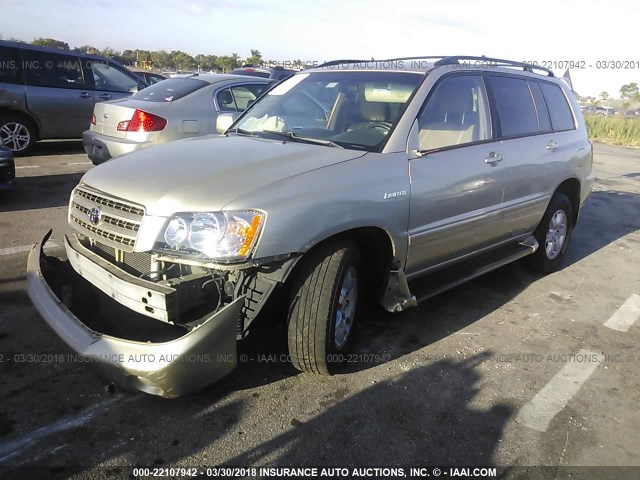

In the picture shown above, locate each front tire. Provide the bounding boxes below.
[287,240,361,375]
[524,193,573,273]
[0,115,37,156]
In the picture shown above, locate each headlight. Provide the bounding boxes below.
[156,210,264,262]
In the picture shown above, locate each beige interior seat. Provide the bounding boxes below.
[348,101,390,130]
[419,82,478,150]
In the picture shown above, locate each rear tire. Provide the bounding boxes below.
[287,240,361,375]
[524,193,573,273]
[0,115,37,156]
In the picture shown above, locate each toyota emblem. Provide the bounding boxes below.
[89,207,101,225]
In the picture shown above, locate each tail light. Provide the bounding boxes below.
[117,110,167,132]
[91,113,96,125]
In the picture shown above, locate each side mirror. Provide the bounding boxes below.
[129,85,140,93]
[216,112,236,134]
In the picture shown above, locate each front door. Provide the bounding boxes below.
[406,74,506,276]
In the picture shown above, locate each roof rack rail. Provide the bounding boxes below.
[434,56,554,77]
[315,59,372,68]
[378,56,448,63]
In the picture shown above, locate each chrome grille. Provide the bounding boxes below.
[70,187,144,252]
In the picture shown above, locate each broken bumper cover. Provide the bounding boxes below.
[26,231,244,398]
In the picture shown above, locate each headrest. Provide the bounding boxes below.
[360,102,388,122]
[364,83,413,103]
[218,90,233,105]
[433,81,473,113]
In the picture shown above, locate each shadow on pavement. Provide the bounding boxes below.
[0,173,84,212]
[26,141,85,157]
[220,353,511,466]
[566,190,640,266]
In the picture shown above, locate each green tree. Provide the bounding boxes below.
[218,53,240,72]
[599,91,609,101]
[100,47,118,59]
[194,54,219,72]
[245,49,263,66]
[32,37,69,50]
[170,50,195,71]
[74,45,99,55]
[620,83,639,100]
[150,50,170,69]
[119,50,138,67]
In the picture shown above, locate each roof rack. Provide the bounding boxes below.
[434,56,554,77]
[315,59,372,68]
[314,56,554,77]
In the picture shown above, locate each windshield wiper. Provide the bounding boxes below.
[262,130,343,148]
[233,128,258,136]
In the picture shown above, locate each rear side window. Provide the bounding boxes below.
[487,76,539,137]
[130,78,208,102]
[538,82,575,131]
[217,84,269,112]
[22,50,87,90]
[528,81,552,132]
[0,46,22,85]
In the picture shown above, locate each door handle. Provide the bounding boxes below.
[484,152,503,165]
[78,92,91,99]
[97,94,112,100]
[546,140,558,151]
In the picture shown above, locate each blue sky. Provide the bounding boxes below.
[2,0,638,97]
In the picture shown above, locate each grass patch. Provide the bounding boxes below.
[585,115,640,147]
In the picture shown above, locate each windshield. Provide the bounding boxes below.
[233,71,424,151]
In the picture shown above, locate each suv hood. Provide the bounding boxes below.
[80,135,367,216]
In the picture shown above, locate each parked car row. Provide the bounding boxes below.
[0,40,283,156]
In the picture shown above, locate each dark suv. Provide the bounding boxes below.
[0,40,145,155]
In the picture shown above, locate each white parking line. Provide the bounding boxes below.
[0,242,59,256]
[63,162,92,166]
[0,396,123,463]
[516,349,604,432]
[15,165,39,169]
[604,294,640,332]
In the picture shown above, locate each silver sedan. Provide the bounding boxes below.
[83,74,273,164]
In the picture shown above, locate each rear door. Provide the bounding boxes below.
[22,49,94,137]
[485,75,569,237]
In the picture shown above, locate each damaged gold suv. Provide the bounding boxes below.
[27,56,594,397]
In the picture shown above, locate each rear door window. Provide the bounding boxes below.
[131,78,208,102]
[22,50,87,89]
[487,75,539,137]
[538,82,576,131]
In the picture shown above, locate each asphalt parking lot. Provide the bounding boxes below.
[0,141,639,479]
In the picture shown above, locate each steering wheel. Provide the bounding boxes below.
[368,121,392,133]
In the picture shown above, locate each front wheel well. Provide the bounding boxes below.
[289,227,395,302]
[554,178,581,226]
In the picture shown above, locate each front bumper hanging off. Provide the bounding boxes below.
[26,231,244,398]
